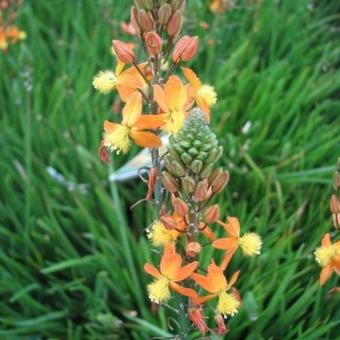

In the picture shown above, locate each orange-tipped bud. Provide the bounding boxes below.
[188,307,208,335]
[112,40,135,63]
[186,242,201,257]
[211,170,229,193]
[214,314,229,336]
[138,9,154,32]
[144,31,162,56]
[173,197,189,217]
[167,10,183,37]
[160,215,177,230]
[204,204,220,224]
[172,35,199,63]
[194,179,209,202]
[162,171,178,193]
[158,4,172,25]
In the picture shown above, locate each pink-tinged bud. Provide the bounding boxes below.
[194,180,209,202]
[130,7,141,34]
[167,10,183,37]
[211,170,229,193]
[112,40,135,64]
[158,4,172,25]
[138,9,154,32]
[214,314,229,336]
[172,35,199,63]
[186,242,201,257]
[332,213,340,230]
[188,307,208,335]
[160,215,177,230]
[204,204,220,224]
[144,31,162,56]
[330,194,340,214]
[98,141,110,163]
[173,197,189,217]
[161,171,178,193]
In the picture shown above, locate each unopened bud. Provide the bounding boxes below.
[130,7,141,34]
[188,307,208,335]
[173,35,199,63]
[138,9,154,32]
[160,215,177,230]
[141,0,153,10]
[330,194,340,214]
[144,31,162,55]
[332,213,340,230]
[173,197,189,217]
[211,170,229,193]
[208,168,223,184]
[112,40,135,63]
[158,4,172,25]
[98,141,110,163]
[162,171,178,193]
[194,180,209,202]
[167,10,183,37]
[186,242,201,257]
[334,172,340,191]
[182,176,195,193]
[214,314,229,336]
[204,204,220,224]
[172,160,186,177]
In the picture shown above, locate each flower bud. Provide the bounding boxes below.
[188,307,208,335]
[167,10,183,37]
[334,171,340,190]
[208,167,223,184]
[130,7,141,34]
[332,213,340,230]
[173,197,189,217]
[186,242,201,257]
[172,160,186,177]
[112,40,135,63]
[173,35,199,63]
[211,170,229,193]
[160,215,177,230]
[98,141,110,163]
[144,31,162,55]
[214,314,229,336]
[138,9,154,32]
[162,171,178,193]
[194,180,209,202]
[141,0,153,10]
[330,194,340,214]
[204,204,220,224]
[158,4,172,25]
[182,176,195,193]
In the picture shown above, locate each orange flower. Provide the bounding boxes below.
[213,217,262,268]
[210,0,229,14]
[182,67,217,122]
[192,261,241,317]
[92,61,146,102]
[144,243,198,304]
[153,76,189,134]
[314,233,340,286]
[103,92,164,154]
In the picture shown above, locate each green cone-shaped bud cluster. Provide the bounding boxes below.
[165,108,223,179]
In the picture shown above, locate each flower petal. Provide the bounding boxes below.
[321,233,331,247]
[122,91,142,127]
[192,293,218,306]
[104,120,120,133]
[201,225,216,241]
[320,265,333,286]
[153,84,168,112]
[170,282,198,298]
[160,243,182,280]
[174,261,198,282]
[134,114,166,130]
[191,273,214,292]
[222,217,240,237]
[144,263,161,278]
[164,76,187,110]
[131,131,162,148]
[182,67,202,91]
[115,61,125,76]
[227,270,240,289]
[220,249,237,271]
[213,237,238,250]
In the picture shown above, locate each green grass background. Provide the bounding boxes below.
[1,0,339,338]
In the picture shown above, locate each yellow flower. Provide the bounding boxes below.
[182,67,217,122]
[217,291,241,317]
[147,221,179,246]
[238,233,262,256]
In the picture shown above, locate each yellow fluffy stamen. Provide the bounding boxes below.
[197,84,217,107]
[238,233,262,256]
[92,70,118,94]
[314,246,336,267]
[217,291,240,317]
[163,109,185,135]
[147,221,178,246]
[103,125,131,154]
[147,277,171,304]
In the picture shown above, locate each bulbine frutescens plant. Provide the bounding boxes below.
[0,0,26,52]
[93,0,262,335]
[314,159,340,288]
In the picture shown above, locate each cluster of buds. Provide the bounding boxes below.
[314,158,340,286]
[0,0,26,52]
[93,0,261,336]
